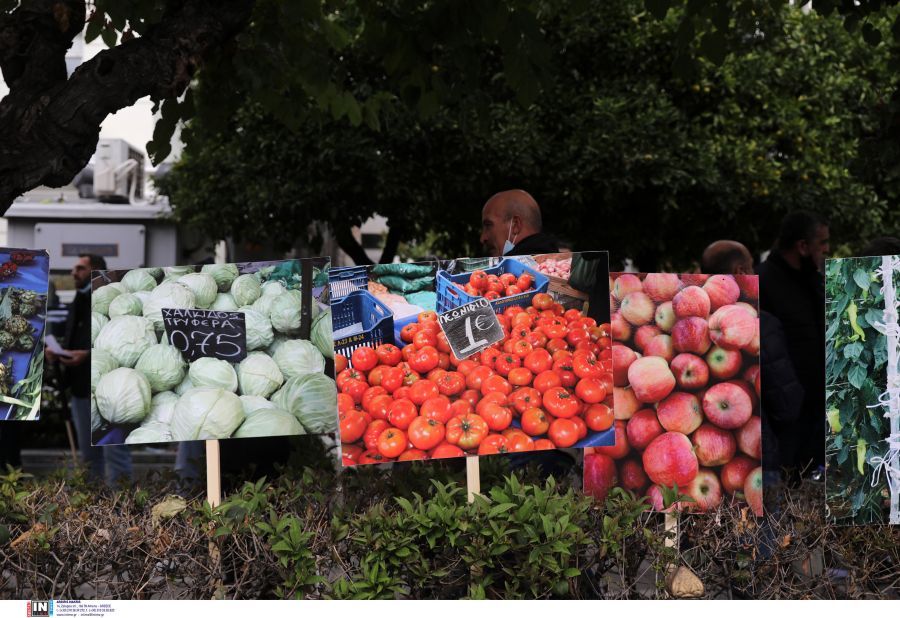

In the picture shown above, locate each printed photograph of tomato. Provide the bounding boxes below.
[333,252,613,466]
[825,255,900,526]
[584,272,762,515]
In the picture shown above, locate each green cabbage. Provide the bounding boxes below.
[201,263,240,292]
[163,266,196,280]
[143,281,196,329]
[170,388,245,440]
[145,267,164,280]
[91,349,119,393]
[240,308,274,351]
[261,280,286,296]
[135,344,186,393]
[108,293,143,318]
[92,285,122,316]
[269,291,303,334]
[271,373,337,434]
[94,315,158,367]
[233,408,304,438]
[125,421,173,444]
[91,396,101,432]
[177,273,218,309]
[231,273,262,306]
[273,340,324,380]
[250,294,277,318]
[189,357,238,392]
[174,374,194,395]
[238,352,284,398]
[210,293,239,311]
[91,312,109,345]
[239,395,277,417]
[146,391,179,425]
[95,367,152,424]
[311,309,333,359]
[121,269,158,293]
[107,282,130,295]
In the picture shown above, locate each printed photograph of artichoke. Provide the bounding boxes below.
[90,259,336,445]
[0,249,50,421]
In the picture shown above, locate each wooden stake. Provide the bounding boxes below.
[206,439,222,508]
[466,456,481,503]
[64,420,78,466]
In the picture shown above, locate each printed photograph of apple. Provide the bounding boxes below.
[584,272,762,515]
[333,252,614,466]
[90,259,336,445]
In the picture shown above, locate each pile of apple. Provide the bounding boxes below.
[536,257,572,279]
[451,269,535,301]
[584,272,763,516]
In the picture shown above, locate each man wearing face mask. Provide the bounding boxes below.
[757,211,830,480]
[480,190,559,257]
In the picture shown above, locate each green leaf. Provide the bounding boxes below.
[853,268,870,290]
[842,342,863,360]
[85,20,103,43]
[861,23,882,46]
[848,363,867,390]
[101,25,118,48]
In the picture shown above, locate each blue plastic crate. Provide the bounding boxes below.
[331,290,394,360]
[435,258,549,314]
[329,266,369,300]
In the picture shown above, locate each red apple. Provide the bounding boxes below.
[643,273,682,302]
[709,305,756,350]
[735,415,762,459]
[620,291,656,326]
[742,364,760,387]
[634,324,663,351]
[672,317,711,355]
[626,408,665,451]
[654,301,676,333]
[612,344,638,387]
[726,379,759,414]
[644,334,674,363]
[611,312,632,342]
[702,382,753,430]
[720,455,758,494]
[702,275,741,312]
[672,286,711,319]
[734,302,758,318]
[613,274,644,301]
[627,356,676,403]
[613,386,641,420]
[744,318,760,356]
[680,274,710,287]
[594,420,631,459]
[619,458,650,493]
[744,466,764,516]
[705,345,742,380]
[691,422,737,466]
[734,274,759,302]
[669,353,710,391]
[610,293,619,313]
[646,484,686,513]
[642,432,699,488]
[584,452,618,503]
[657,392,703,434]
[686,468,723,512]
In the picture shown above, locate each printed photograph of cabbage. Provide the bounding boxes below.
[826,255,900,526]
[90,259,336,445]
[0,249,50,421]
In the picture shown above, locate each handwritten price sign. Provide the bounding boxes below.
[438,298,504,360]
[162,308,248,363]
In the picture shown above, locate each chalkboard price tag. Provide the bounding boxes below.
[438,298,504,360]
[162,308,248,363]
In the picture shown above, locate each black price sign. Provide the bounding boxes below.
[162,308,248,363]
[438,298,504,360]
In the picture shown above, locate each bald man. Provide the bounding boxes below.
[700,240,754,275]
[480,190,559,257]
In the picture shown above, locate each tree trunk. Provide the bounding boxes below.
[379,223,404,264]
[333,222,373,265]
[0,0,255,211]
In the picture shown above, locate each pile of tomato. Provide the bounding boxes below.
[451,269,535,301]
[0,261,18,279]
[337,292,614,466]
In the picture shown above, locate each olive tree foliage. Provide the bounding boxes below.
[164,2,898,267]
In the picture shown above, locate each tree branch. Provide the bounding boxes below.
[333,222,374,266]
[379,223,404,264]
[0,0,255,210]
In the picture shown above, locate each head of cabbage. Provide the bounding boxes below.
[177,273,218,309]
[201,263,240,292]
[92,285,122,316]
[272,373,337,434]
[142,281,196,329]
[94,315,158,368]
[91,312,109,345]
[125,421,173,444]
[135,344,186,393]
[95,367,152,424]
[239,308,274,351]
[146,391,179,425]
[91,348,119,393]
[233,408,304,438]
[108,293,143,318]
[269,291,306,335]
[239,395,278,417]
[238,352,284,398]
[188,357,238,392]
[210,293,239,311]
[121,269,158,293]
[272,340,324,380]
[231,273,262,306]
[170,388,245,440]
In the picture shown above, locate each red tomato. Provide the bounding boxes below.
[480,348,501,369]
[466,366,495,390]
[400,366,420,386]
[445,414,489,450]
[571,416,588,440]
[358,450,394,465]
[361,386,387,409]
[387,399,418,430]
[547,418,579,448]
[367,365,386,386]
[375,344,402,366]
[575,378,607,404]
[436,371,465,396]
[367,395,393,421]
[478,434,509,455]
[364,420,390,451]
[413,329,437,349]
[593,420,630,459]
[508,367,533,386]
[481,375,512,397]
[339,410,367,443]
[421,395,453,424]
[436,332,452,354]
[584,403,614,432]
[341,379,368,403]
[449,399,474,418]
[484,291,501,300]
[351,347,378,372]
[512,312,534,329]
[546,338,569,354]
[512,339,533,358]
[430,443,465,459]
[478,403,513,432]
[380,366,404,393]
[342,444,364,462]
[476,391,509,415]
[409,345,440,374]
[409,379,440,405]
[533,370,563,393]
[494,353,522,376]
[460,389,481,408]
[426,367,446,382]
[509,387,542,414]
[337,393,355,413]
[377,428,408,458]
[534,439,555,450]
[517,273,533,290]
[470,270,489,290]
[393,386,412,401]
[572,353,604,379]
[418,310,438,322]
[335,354,349,374]
[524,349,553,374]
[521,407,550,436]
[398,449,428,461]
[499,273,517,287]
[336,368,364,389]
[408,417,446,451]
[400,323,420,343]
[507,432,535,452]
[505,285,522,297]
[457,359,478,376]
[543,387,580,418]
[437,353,451,370]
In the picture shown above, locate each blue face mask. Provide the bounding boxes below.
[502,218,518,255]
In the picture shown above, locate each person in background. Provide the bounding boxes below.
[700,240,755,275]
[46,254,132,485]
[757,212,830,481]
[480,190,559,257]
[859,236,900,257]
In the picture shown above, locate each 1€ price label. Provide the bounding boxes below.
[437,298,505,360]
[162,308,248,363]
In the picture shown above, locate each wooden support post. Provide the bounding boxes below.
[466,456,481,503]
[206,440,222,508]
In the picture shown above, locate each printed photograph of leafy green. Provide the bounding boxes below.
[0,249,50,421]
[90,259,336,445]
[825,255,900,526]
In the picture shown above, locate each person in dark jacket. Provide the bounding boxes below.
[759,311,804,473]
[480,190,559,257]
[757,211,830,476]
[46,255,132,484]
